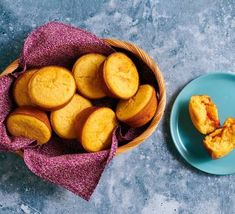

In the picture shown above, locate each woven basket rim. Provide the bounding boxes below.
[0,38,166,156]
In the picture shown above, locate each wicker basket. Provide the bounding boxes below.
[0,38,166,155]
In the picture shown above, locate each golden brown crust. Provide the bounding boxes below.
[123,89,157,127]
[102,52,139,99]
[50,94,92,139]
[28,66,76,110]
[13,69,37,106]
[36,96,74,111]
[116,85,158,127]
[75,107,117,152]
[75,107,98,144]
[72,53,107,99]
[7,106,52,144]
[9,106,52,132]
[98,62,116,98]
[13,73,26,104]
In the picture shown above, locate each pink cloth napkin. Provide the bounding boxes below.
[0,22,141,200]
[20,22,114,70]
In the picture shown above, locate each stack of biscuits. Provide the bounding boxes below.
[7,52,158,152]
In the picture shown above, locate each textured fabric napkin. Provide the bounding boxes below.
[0,22,141,200]
[20,22,114,70]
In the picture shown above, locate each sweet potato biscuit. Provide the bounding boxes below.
[204,117,235,159]
[189,95,220,134]
[75,107,118,152]
[13,69,38,106]
[72,53,107,99]
[28,66,76,110]
[51,94,92,139]
[102,52,139,99]
[116,84,157,127]
[7,106,51,144]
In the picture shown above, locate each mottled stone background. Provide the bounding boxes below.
[0,0,234,213]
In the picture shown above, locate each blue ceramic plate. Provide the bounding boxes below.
[170,72,235,175]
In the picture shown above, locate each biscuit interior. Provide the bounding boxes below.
[204,117,235,159]
[189,95,220,134]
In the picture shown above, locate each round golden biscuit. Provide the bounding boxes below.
[189,95,220,134]
[13,69,38,106]
[75,107,118,152]
[116,84,157,127]
[28,66,76,110]
[50,94,92,139]
[102,52,139,99]
[72,53,107,99]
[7,106,51,144]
